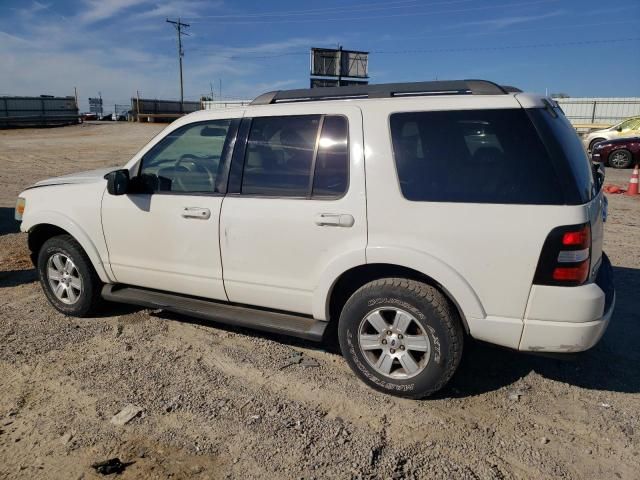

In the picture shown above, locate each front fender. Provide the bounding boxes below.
[21,211,114,283]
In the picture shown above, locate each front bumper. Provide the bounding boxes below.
[519,254,615,353]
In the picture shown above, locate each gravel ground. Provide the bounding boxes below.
[0,122,638,479]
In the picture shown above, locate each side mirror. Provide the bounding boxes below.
[105,169,130,196]
[615,126,622,132]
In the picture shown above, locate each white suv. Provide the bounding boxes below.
[15,80,615,398]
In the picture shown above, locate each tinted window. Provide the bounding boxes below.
[242,115,320,196]
[140,120,231,193]
[312,116,349,197]
[527,107,594,204]
[390,109,564,204]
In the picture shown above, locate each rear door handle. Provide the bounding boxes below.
[182,207,211,219]
[315,213,355,228]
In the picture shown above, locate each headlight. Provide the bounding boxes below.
[15,197,26,221]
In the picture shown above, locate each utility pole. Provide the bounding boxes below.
[337,45,343,87]
[166,17,190,109]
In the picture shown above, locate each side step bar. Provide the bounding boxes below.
[101,284,327,341]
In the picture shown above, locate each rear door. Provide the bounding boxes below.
[220,105,366,316]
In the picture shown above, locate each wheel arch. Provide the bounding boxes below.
[24,213,113,283]
[324,263,473,335]
[589,137,606,151]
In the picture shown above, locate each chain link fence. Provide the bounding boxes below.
[553,97,640,128]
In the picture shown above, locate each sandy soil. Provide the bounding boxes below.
[0,123,638,479]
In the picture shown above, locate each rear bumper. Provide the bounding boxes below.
[519,253,615,353]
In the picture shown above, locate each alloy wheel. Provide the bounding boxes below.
[357,307,431,379]
[46,253,83,304]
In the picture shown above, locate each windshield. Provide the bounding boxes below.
[614,117,640,131]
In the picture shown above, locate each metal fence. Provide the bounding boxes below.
[0,95,79,128]
[202,100,251,110]
[553,97,640,127]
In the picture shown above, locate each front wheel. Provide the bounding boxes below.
[37,235,103,317]
[608,149,633,169]
[338,278,463,398]
[589,138,606,152]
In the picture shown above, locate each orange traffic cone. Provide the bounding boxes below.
[626,165,639,196]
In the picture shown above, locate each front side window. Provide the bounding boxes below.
[241,115,349,197]
[139,120,231,193]
[390,109,565,204]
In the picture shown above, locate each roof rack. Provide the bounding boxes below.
[250,79,515,105]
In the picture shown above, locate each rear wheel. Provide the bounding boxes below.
[338,278,463,398]
[37,235,103,317]
[608,149,633,169]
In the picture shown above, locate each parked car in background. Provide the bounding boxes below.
[591,137,640,169]
[583,116,640,152]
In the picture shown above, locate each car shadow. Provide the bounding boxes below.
[150,310,324,352]
[441,265,640,397]
[0,207,20,236]
[0,269,37,288]
[151,265,640,397]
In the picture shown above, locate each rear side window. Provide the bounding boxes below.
[241,114,348,198]
[243,115,320,196]
[313,116,349,197]
[390,109,564,204]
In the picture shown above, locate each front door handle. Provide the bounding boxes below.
[315,213,355,228]
[182,207,211,219]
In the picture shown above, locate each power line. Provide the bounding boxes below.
[193,37,640,60]
[166,17,190,106]
[186,0,558,24]
[188,19,637,57]
[372,37,640,54]
[380,19,639,43]
[183,0,466,19]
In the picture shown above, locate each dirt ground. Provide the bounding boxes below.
[0,122,638,480]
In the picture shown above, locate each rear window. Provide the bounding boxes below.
[390,109,565,204]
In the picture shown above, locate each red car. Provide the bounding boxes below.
[591,137,640,169]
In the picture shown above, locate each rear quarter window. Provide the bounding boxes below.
[526,107,594,204]
[390,109,565,204]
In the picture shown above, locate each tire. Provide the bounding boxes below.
[608,149,633,169]
[37,234,103,317]
[588,138,605,152]
[338,278,463,399]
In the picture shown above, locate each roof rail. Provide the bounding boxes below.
[250,79,513,105]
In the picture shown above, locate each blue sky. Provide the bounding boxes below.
[1,0,639,112]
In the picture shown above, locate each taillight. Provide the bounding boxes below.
[533,223,591,286]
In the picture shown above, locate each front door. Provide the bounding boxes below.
[101,118,239,300]
[220,107,366,316]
